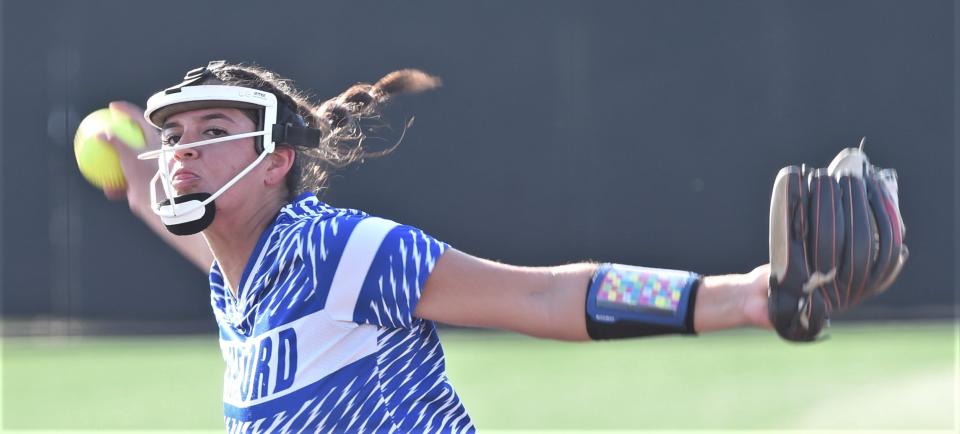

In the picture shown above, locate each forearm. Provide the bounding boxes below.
[529,263,596,341]
[695,265,773,332]
[97,101,214,273]
[544,264,770,339]
[130,201,214,272]
[692,273,753,333]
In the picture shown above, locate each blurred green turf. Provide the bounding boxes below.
[1,321,956,432]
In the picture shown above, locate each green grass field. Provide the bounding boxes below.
[1,321,956,433]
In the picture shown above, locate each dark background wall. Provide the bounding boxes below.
[1,0,955,327]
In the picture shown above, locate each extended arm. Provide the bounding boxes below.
[101,101,214,272]
[415,249,771,341]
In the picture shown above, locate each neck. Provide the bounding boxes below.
[203,192,288,297]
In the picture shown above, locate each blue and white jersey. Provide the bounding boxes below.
[209,193,474,433]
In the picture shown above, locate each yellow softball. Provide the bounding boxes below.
[73,108,146,190]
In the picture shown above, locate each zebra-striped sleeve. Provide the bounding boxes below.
[351,223,449,328]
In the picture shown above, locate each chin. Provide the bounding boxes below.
[174,187,202,196]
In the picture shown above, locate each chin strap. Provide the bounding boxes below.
[156,192,216,235]
[149,141,272,236]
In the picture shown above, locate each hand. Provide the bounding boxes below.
[98,101,161,215]
[739,264,773,330]
[694,264,773,333]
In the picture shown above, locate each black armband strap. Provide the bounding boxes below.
[585,263,701,340]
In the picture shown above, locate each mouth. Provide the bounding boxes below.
[171,170,200,190]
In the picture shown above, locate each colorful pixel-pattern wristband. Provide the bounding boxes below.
[585,263,701,339]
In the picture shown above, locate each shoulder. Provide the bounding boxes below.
[273,195,371,246]
[275,195,397,266]
[288,204,393,245]
[276,193,449,268]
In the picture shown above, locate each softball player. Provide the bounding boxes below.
[99,61,904,433]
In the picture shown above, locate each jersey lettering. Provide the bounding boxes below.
[223,328,298,403]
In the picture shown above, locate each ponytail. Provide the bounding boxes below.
[203,63,440,198]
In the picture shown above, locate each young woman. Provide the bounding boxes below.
[100,61,771,433]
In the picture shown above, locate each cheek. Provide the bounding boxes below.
[205,140,261,182]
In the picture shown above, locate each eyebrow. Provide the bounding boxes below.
[162,112,238,130]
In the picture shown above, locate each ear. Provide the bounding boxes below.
[264,146,295,187]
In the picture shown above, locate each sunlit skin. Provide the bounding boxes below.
[159,109,260,199]
[159,108,294,296]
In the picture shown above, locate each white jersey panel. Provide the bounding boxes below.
[219,310,378,408]
[325,217,398,322]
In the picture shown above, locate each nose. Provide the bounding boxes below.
[173,131,202,161]
[174,146,198,161]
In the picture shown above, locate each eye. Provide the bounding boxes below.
[161,135,180,147]
[205,128,228,137]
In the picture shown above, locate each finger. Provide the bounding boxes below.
[769,166,825,341]
[108,101,153,132]
[109,101,162,151]
[104,186,127,201]
[864,175,900,295]
[836,175,872,309]
[806,169,843,312]
[96,132,137,159]
[769,166,809,289]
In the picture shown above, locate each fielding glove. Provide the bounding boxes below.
[768,142,908,342]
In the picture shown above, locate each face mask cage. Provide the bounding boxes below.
[138,85,279,232]
[139,62,323,235]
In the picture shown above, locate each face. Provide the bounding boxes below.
[159,107,265,211]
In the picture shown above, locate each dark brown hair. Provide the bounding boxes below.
[200,63,441,199]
